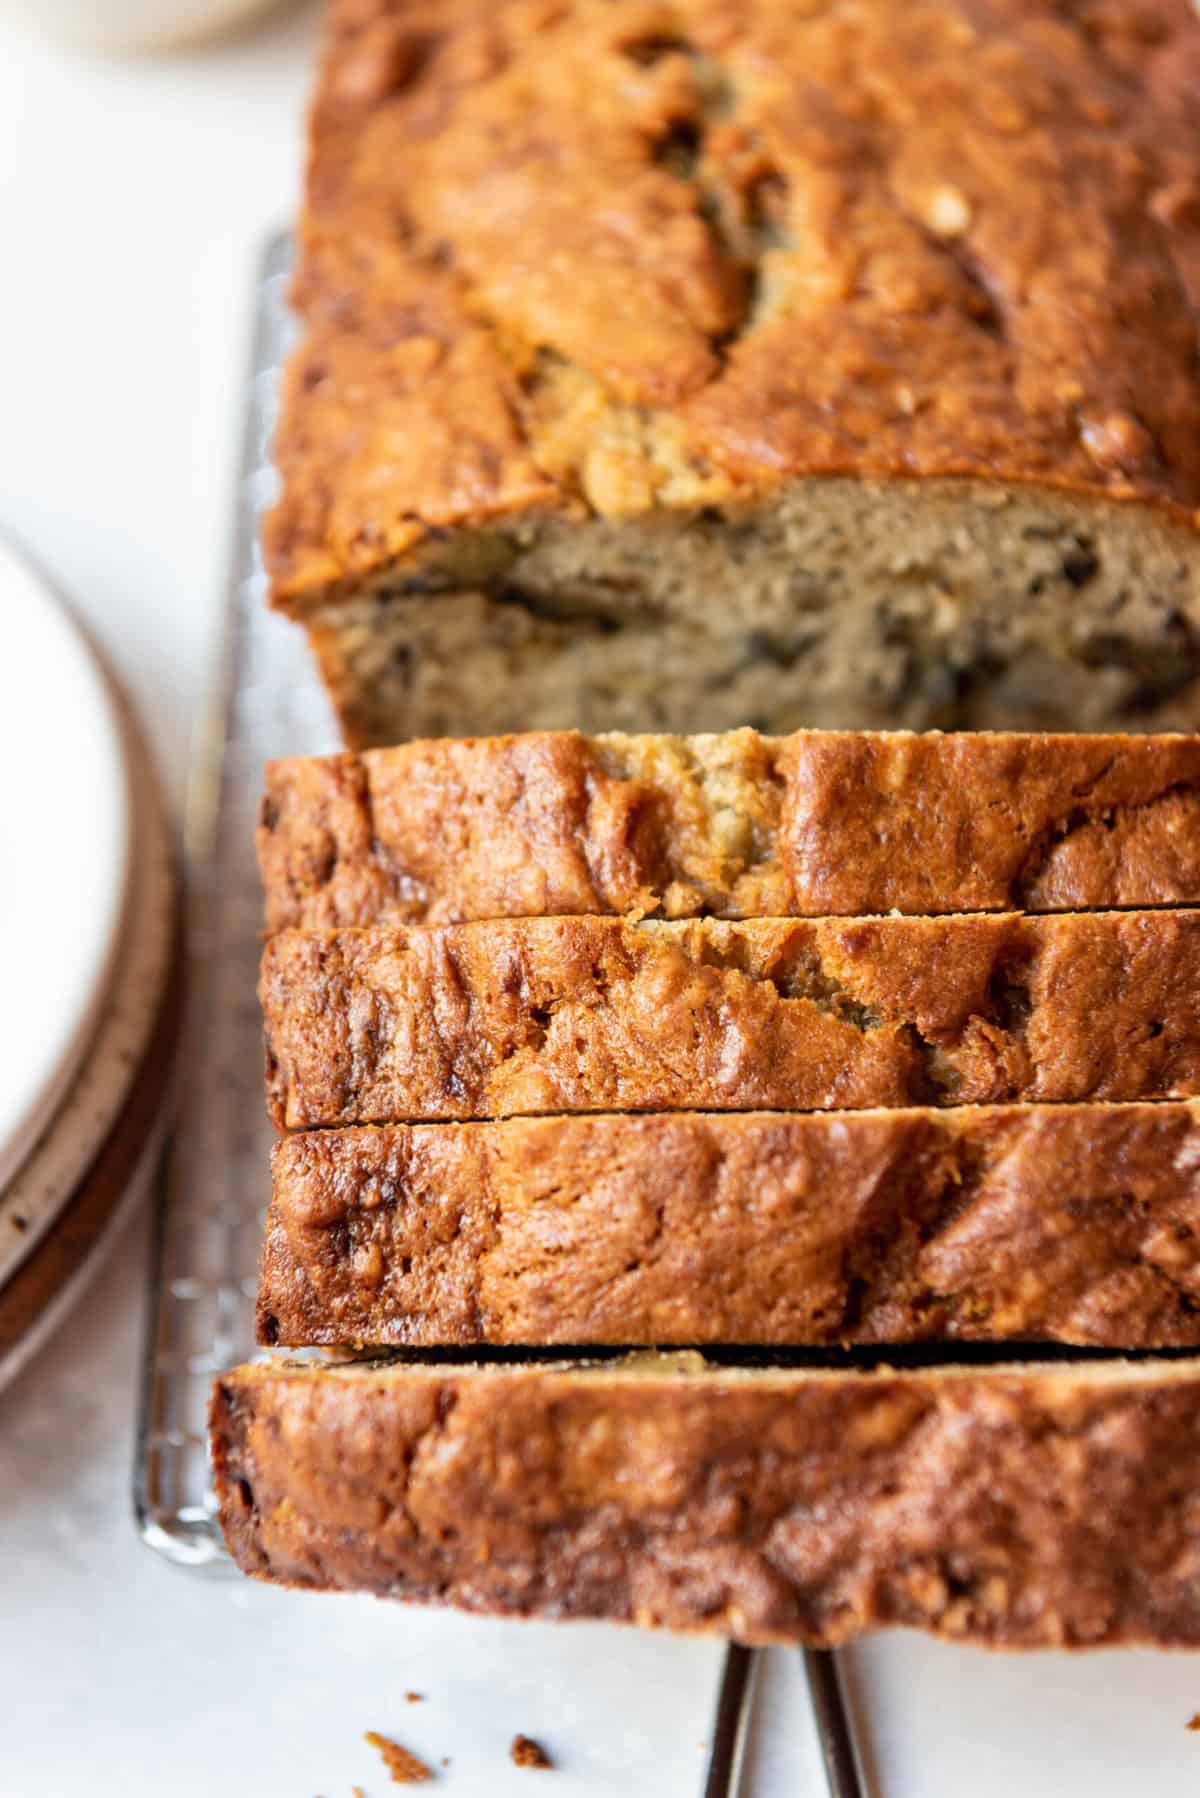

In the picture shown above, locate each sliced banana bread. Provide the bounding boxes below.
[258,728,1200,930]
[261,910,1200,1128]
[259,1102,1200,1350]
[212,1354,1200,1648]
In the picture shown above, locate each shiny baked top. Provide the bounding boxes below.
[267,0,1200,608]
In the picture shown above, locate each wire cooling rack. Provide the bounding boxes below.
[132,231,865,1797]
[133,231,339,1566]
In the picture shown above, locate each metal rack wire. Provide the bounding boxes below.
[133,231,338,1567]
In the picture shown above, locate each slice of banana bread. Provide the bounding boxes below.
[261,910,1200,1128]
[212,1353,1200,1648]
[259,1102,1200,1350]
[269,2,1200,745]
[258,728,1200,929]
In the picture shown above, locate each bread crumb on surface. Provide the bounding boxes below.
[1187,1714,1200,1731]
[365,1730,435,1783]
[405,1692,424,1704]
[510,1735,554,1770]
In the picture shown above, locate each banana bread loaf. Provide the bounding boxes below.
[259,1102,1200,1349]
[212,1354,1200,1648]
[268,0,1200,746]
[259,727,1200,930]
[261,910,1200,1128]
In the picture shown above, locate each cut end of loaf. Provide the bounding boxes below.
[291,479,1200,746]
[222,1347,1200,1391]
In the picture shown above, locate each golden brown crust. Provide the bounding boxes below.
[267,0,1200,607]
[259,1104,1200,1349]
[260,910,1200,1128]
[258,729,1200,929]
[211,1355,1200,1649]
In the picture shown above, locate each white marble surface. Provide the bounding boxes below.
[5,12,1200,1795]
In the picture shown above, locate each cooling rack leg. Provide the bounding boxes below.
[701,1643,757,1798]
[801,1649,866,1798]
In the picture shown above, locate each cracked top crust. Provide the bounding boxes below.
[259,909,1200,1127]
[267,0,1200,609]
[258,728,1200,929]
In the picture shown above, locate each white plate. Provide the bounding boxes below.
[0,674,175,1294]
[0,1110,166,1398]
[0,538,130,1194]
